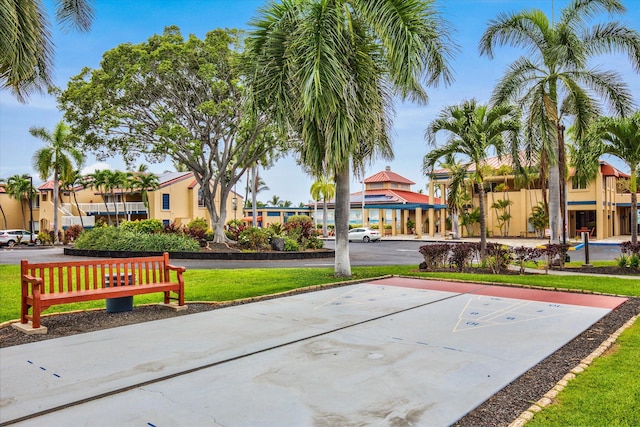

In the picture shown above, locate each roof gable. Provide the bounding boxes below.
[364,167,415,185]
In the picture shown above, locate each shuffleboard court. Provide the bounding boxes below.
[0,277,627,426]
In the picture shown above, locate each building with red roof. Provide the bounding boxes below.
[314,166,446,238]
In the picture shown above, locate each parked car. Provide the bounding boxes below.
[0,229,40,247]
[348,227,381,243]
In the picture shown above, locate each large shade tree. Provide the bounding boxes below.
[572,112,640,243]
[480,0,640,244]
[31,121,84,241]
[1,0,94,101]
[246,0,455,277]
[58,27,285,243]
[423,100,520,258]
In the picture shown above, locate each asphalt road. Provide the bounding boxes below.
[0,240,622,269]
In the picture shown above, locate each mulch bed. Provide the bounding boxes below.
[1,281,638,426]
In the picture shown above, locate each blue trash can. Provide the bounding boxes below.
[105,274,134,313]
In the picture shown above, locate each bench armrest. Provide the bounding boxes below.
[22,274,43,287]
[166,264,186,273]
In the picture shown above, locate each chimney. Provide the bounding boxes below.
[385,166,391,171]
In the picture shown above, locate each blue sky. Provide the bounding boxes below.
[1,0,638,205]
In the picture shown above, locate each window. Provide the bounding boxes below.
[197,188,205,208]
[571,177,587,190]
[162,219,170,227]
[162,194,170,210]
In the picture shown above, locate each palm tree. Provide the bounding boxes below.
[269,195,281,207]
[1,0,94,102]
[6,175,32,229]
[424,100,520,259]
[104,170,126,226]
[480,0,640,244]
[573,112,640,243]
[310,176,336,237]
[31,121,84,242]
[62,169,86,228]
[86,169,111,224]
[133,172,160,212]
[432,153,470,240]
[247,0,454,277]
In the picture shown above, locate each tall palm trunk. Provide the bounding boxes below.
[251,166,258,227]
[322,196,329,237]
[53,171,60,243]
[548,165,561,244]
[334,166,351,277]
[72,191,84,228]
[631,167,638,244]
[477,182,487,259]
[0,204,7,228]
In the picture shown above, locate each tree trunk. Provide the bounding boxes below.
[558,124,567,244]
[73,192,84,228]
[252,166,258,227]
[322,197,328,237]
[334,166,351,277]
[478,183,487,260]
[451,211,459,239]
[548,165,561,244]
[0,204,7,228]
[631,167,638,244]
[53,172,60,243]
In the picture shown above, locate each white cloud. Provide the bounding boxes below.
[81,162,112,175]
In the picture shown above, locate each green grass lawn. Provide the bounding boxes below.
[1,263,638,425]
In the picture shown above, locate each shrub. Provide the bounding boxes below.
[418,243,450,270]
[284,215,315,245]
[621,241,640,257]
[64,225,84,242]
[545,244,570,269]
[630,254,640,269]
[185,218,208,242]
[163,222,185,234]
[616,254,629,268]
[448,242,478,272]
[237,227,269,251]
[485,243,513,274]
[283,238,300,251]
[73,226,199,252]
[225,220,247,241]
[305,236,324,249]
[513,246,545,274]
[37,231,53,245]
[120,219,163,234]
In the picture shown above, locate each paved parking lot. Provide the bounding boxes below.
[1,277,626,426]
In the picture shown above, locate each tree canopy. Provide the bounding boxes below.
[58,26,285,242]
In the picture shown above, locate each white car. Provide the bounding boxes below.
[0,229,40,247]
[348,227,381,243]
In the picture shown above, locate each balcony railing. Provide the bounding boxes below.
[62,215,95,227]
[77,202,148,214]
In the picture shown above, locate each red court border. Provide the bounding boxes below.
[373,277,627,310]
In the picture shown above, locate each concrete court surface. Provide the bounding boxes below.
[0,277,627,427]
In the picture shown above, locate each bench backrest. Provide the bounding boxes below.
[21,253,174,294]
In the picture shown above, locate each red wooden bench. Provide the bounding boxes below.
[15,252,186,334]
